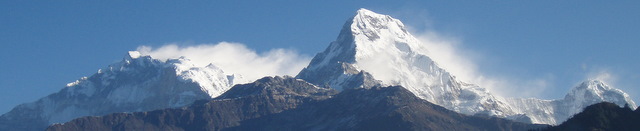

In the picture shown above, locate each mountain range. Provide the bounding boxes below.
[1,8,636,131]
[0,52,243,130]
[47,76,546,131]
[295,8,636,124]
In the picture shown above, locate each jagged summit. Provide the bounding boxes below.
[0,51,238,131]
[571,80,617,94]
[575,80,610,90]
[564,80,637,112]
[297,8,513,119]
[304,8,417,72]
[505,79,637,124]
[351,8,410,41]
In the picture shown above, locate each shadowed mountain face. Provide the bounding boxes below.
[230,86,545,131]
[46,76,337,131]
[542,102,640,131]
[47,76,544,131]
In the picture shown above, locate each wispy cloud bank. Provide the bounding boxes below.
[137,42,311,82]
[411,31,553,98]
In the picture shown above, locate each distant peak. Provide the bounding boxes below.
[561,79,638,118]
[567,79,636,105]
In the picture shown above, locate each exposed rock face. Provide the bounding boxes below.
[232,86,546,131]
[46,76,337,131]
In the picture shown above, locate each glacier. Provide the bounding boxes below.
[296,8,636,125]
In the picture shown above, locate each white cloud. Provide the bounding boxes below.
[137,42,311,82]
[412,31,478,84]
[407,26,554,99]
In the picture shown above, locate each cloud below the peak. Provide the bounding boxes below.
[136,42,311,82]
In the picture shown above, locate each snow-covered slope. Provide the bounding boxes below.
[0,51,238,131]
[297,8,515,119]
[296,8,636,125]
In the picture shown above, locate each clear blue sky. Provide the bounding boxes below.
[1,1,639,114]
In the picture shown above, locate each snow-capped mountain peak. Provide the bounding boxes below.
[0,51,238,131]
[569,80,616,98]
[564,80,637,112]
[298,8,514,118]
[506,79,637,124]
[168,56,235,97]
[297,8,637,125]
[351,8,410,42]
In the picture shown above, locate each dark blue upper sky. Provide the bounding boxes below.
[1,0,639,114]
